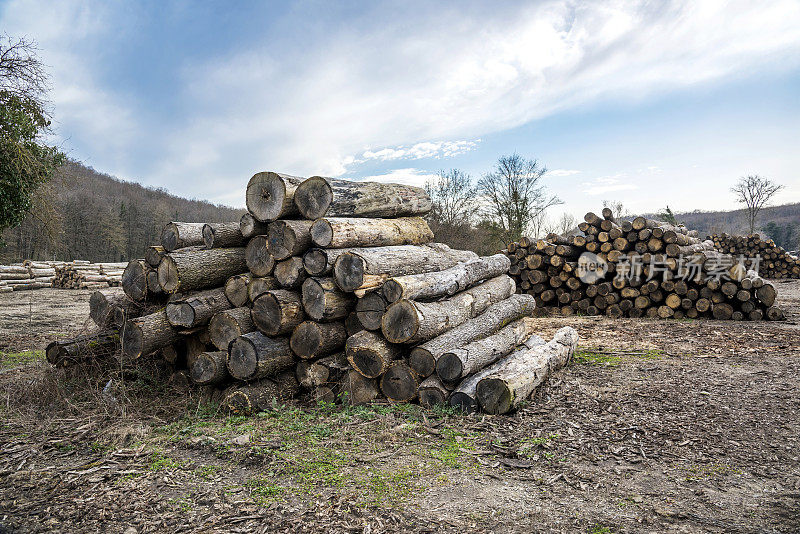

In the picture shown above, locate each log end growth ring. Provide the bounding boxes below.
[380,300,419,343]
[310,219,333,247]
[227,337,257,380]
[295,176,333,220]
[251,293,283,336]
[435,352,463,383]
[476,378,512,415]
[246,172,287,222]
[333,253,364,292]
[157,256,180,293]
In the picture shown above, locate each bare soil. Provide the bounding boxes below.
[1,282,799,533]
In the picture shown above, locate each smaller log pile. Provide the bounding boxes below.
[504,209,786,321]
[45,172,578,417]
[52,261,127,289]
[711,234,800,279]
[0,260,64,292]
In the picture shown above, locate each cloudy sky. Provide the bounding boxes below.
[2,0,799,220]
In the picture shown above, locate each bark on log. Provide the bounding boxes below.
[310,217,433,248]
[46,331,120,367]
[381,275,516,345]
[208,307,256,351]
[436,319,530,382]
[418,375,449,408]
[293,176,432,220]
[382,254,511,303]
[166,287,233,328]
[380,361,421,402]
[227,332,295,381]
[161,222,206,251]
[296,355,348,388]
[245,172,305,222]
[247,276,279,302]
[408,293,536,377]
[290,321,348,359]
[338,369,380,405]
[240,212,270,239]
[121,309,182,360]
[224,273,252,307]
[267,220,314,260]
[245,235,276,277]
[476,327,578,414]
[158,248,247,293]
[251,290,305,336]
[223,371,299,415]
[190,351,229,385]
[203,222,246,249]
[345,330,401,378]
[301,277,356,321]
[334,243,478,292]
[274,257,307,288]
[89,287,126,327]
[345,312,366,336]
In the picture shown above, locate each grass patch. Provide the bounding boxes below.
[0,350,44,369]
[574,347,665,366]
[148,451,180,471]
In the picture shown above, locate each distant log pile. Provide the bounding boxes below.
[45,171,578,416]
[0,260,127,292]
[504,210,786,321]
[711,233,800,279]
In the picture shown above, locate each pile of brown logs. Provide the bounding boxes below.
[711,234,800,279]
[46,171,578,416]
[51,261,127,289]
[0,260,63,292]
[505,209,785,321]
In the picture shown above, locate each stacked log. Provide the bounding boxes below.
[51,261,127,289]
[1,260,73,291]
[45,172,577,417]
[503,210,786,321]
[711,233,800,279]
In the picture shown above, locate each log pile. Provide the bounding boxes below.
[44,171,577,416]
[52,261,127,289]
[710,234,800,279]
[0,260,64,292]
[504,210,786,321]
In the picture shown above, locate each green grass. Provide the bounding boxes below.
[0,350,44,368]
[148,451,180,471]
[588,525,613,534]
[573,347,665,366]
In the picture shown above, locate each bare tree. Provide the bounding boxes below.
[424,169,477,227]
[731,175,784,234]
[602,199,629,220]
[556,213,578,236]
[477,154,561,244]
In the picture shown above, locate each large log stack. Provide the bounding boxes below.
[711,233,800,279]
[44,171,576,416]
[504,210,786,321]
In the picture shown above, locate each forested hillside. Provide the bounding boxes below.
[0,160,244,263]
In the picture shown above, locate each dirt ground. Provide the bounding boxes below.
[1,282,799,533]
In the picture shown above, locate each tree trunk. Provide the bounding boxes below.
[121,309,182,360]
[274,257,307,288]
[379,362,420,402]
[203,222,246,249]
[476,327,578,414]
[382,254,510,303]
[46,331,120,367]
[435,319,531,382]
[418,375,449,408]
[190,351,229,385]
[158,248,247,293]
[338,369,380,405]
[354,291,388,330]
[227,332,295,381]
[208,307,256,350]
[301,277,355,321]
[408,293,536,377]
[290,320,348,359]
[161,222,206,251]
[240,212,270,239]
[245,235,276,277]
[381,274,516,345]
[89,287,126,327]
[293,176,432,220]
[223,371,299,415]
[247,276,279,302]
[166,287,233,328]
[345,330,401,378]
[333,243,478,292]
[224,273,252,307]
[310,217,433,248]
[266,220,314,260]
[251,289,305,335]
[245,171,305,222]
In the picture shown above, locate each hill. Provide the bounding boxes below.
[0,160,245,263]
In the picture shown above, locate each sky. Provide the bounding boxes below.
[2,0,799,222]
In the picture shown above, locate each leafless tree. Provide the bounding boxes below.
[731,175,784,234]
[424,169,477,227]
[602,199,629,220]
[477,154,562,244]
[556,213,578,236]
[0,35,50,111]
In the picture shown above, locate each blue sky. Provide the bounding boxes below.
[2,0,799,222]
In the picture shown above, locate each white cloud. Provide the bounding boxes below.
[361,140,479,163]
[581,174,639,196]
[548,169,581,177]
[359,168,438,189]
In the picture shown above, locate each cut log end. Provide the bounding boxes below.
[381,300,419,343]
[381,279,403,303]
[227,337,258,380]
[449,392,478,414]
[294,176,333,220]
[289,321,323,359]
[435,352,464,383]
[408,347,435,378]
[160,223,179,252]
[379,363,420,402]
[251,294,283,335]
[310,219,334,247]
[475,378,512,415]
[246,172,291,222]
[121,322,144,360]
[165,302,195,328]
[301,278,326,320]
[157,256,179,293]
[333,253,364,292]
[303,249,328,276]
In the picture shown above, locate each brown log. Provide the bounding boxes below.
[227,332,295,381]
[267,220,314,260]
[46,331,120,367]
[302,248,353,277]
[345,330,401,378]
[301,277,356,321]
[355,291,388,330]
[240,212,271,239]
[158,248,247,293]
[247,276,279,302]
[121,259,151,301]
[293,176,432,220]
[223,371,299,415]
[245,235,276,277]
[89,287,126,327]
[251,290,304,336]
[338,369,380,405]
[274,257,307,288]
[345,312,366,336]
[190,351,229,385]
[245,172,304,222]
[382,274,516,345]
[203,222,246,249]
[145,246,166,268]
[166,287,232,328]
[161,222,206,251]
[290,321,348,359]
[208,307,256,350]
[476,326,578,414]
[379,361,420,402]
[333,243,477,292]
[382,254,511,303]
[224,273,252,307]
[296,355,348,388]
[408,293,536,377]
[310,217,433,248]
[121,309,182,360]
[418,375,449,408]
